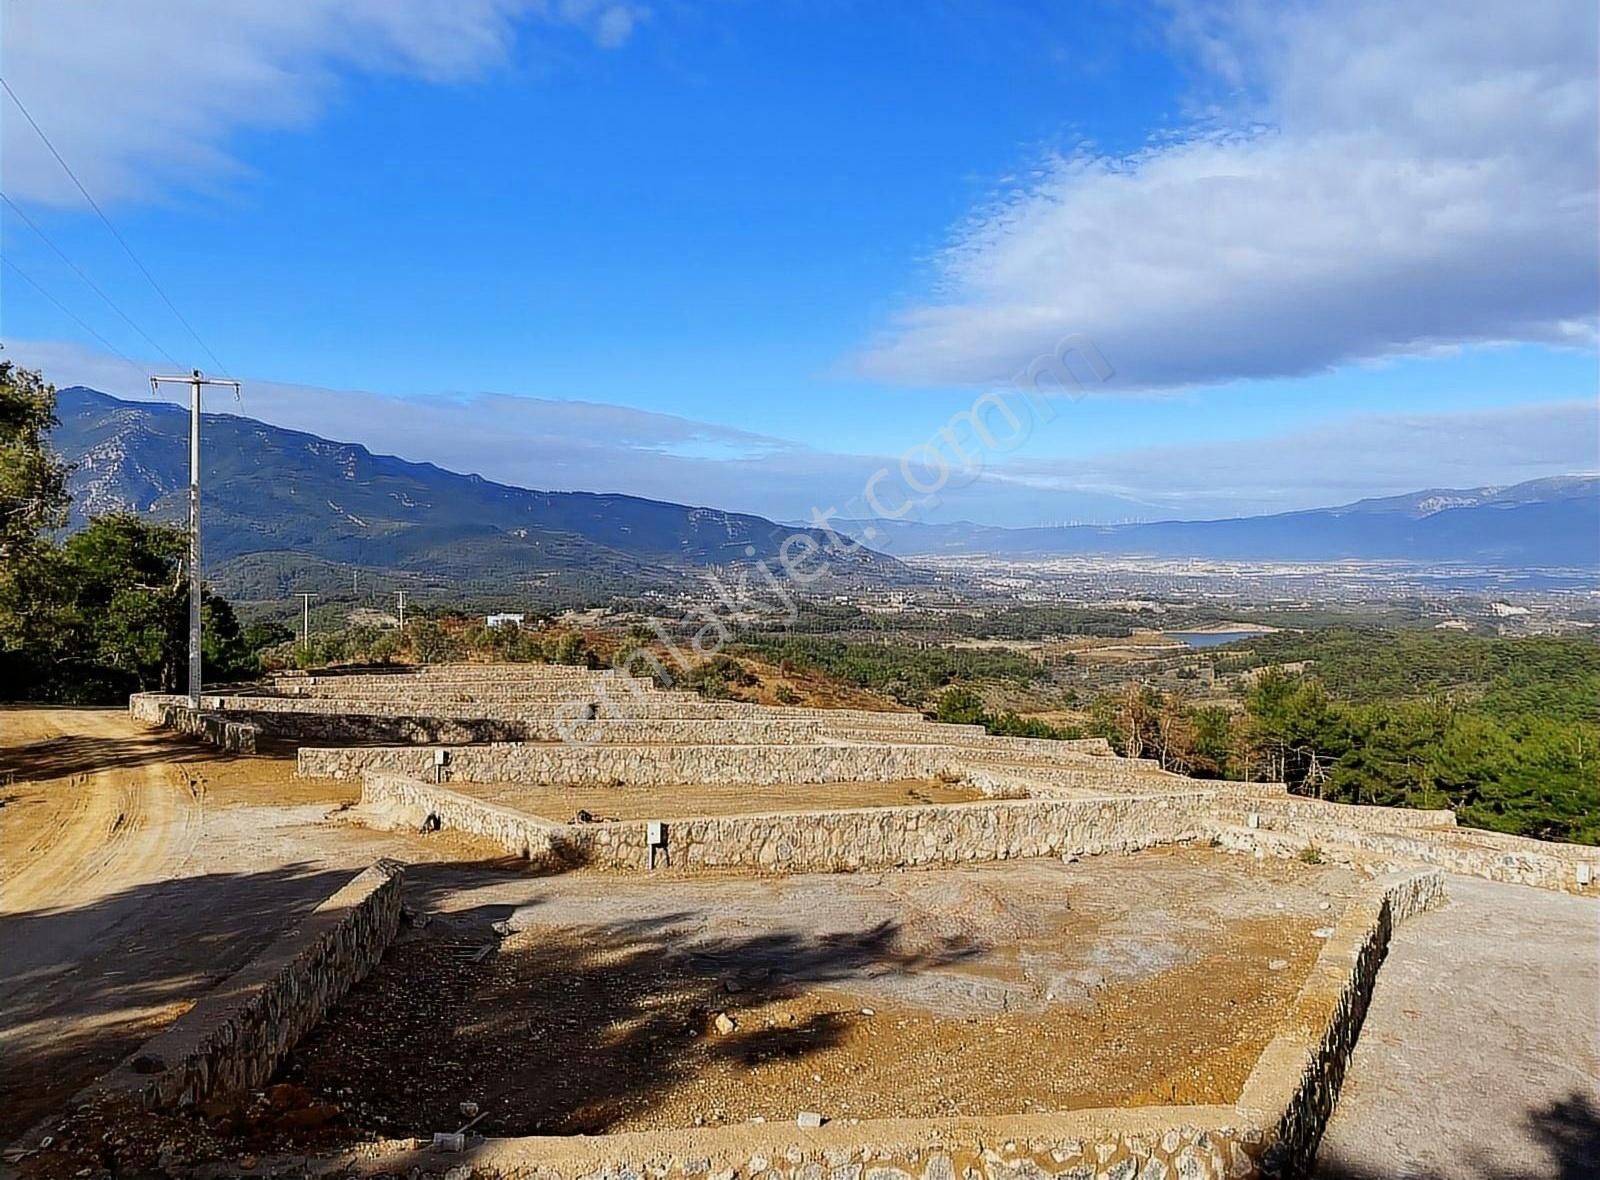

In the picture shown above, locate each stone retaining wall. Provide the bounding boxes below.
[1238,871,1446,1175]
[358,772,1220,873]
[1222,820,1598,896]
[304,742,1172,794]
[138,689,942,730]
[140,692,1139,762]
[128,694,259,754]
[965,765,1194,798]
[271,674,929,720]
[95,860,404,1109]
[133,691,1141,775]
[217,703,945,749]
[338,1110,1263,1180]
[307,742,976,785]
[1229,795,1457,832]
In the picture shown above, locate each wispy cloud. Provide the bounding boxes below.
[853,0,1599,391]
[0,0,649,206]
[986,400,1600,518]
[16,338,1593,526]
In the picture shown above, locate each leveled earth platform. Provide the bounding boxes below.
[451,777,986,822]
[275,847,1358,1140]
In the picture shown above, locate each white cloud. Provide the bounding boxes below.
[988,400,1600,518]
[591,3,648,50]
[854,0,1599,390]
[0,0,647,206]
[16,337,1591,528]
[8,337,1165,526]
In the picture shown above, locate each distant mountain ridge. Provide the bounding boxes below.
[49,387,1596,590]
[49,387,905,599]
[832,476,1600,568]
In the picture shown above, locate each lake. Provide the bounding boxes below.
[1163,630,1262,649]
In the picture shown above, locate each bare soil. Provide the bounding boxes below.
[455,777,984,821]
[0,705,504,1144]
[279,849,1356,1138]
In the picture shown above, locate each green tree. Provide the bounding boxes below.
[407,618,461,664]
[683,654,757,698]
[1190,706,1236,777]
[56,514,189,693]
[0,362,70,568]
[242,619,295,652]
[933,686,987,725]
[1244,670,1334,785]
[202,594,256,681]
[547,628,596,667]
[0,364,72,681]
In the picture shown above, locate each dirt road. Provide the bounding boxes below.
[1,708,201,914]
[0,706,491,1144]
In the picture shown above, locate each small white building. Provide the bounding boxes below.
[486,612,525,629]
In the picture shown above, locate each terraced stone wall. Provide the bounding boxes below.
[1227,795,1457,832]
[301,740,1172,793]
[1220,821,1599,896]
[127,694,259,753]
[304,741,975,785]
[94,860,404,1109]
[1237,871,1446,1175]
[362,1112,1263,1180]
[358,772,1219,873]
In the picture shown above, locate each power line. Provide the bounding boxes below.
[0,189,183,368]
[0,75,231,378]
[1,254,148,382]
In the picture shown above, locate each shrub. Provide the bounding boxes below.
[934,686,987,725]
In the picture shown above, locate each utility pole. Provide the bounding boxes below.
[150,370,240,708]
[396,590,407,630]
[295,593,316,651]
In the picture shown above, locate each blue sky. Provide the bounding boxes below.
[1,0,1596,525]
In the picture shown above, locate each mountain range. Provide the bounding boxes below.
[48,387,905,600]
[831,477,1600,568]
[48,388,1599,601]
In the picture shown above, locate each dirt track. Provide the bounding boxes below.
[0,706,498,1144]
[1,708,202,914]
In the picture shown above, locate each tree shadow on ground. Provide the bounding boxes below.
[0,863,371,1143]
[0,730,261,780]
[1314,1090,1600,1180]
[278,892,982,1139]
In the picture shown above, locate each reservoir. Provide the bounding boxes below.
[1164,630,1261,648]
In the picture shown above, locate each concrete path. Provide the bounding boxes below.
[1316,875,1600,1179]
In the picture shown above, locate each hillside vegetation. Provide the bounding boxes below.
[1209,630,1600,842]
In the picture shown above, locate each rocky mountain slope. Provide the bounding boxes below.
[50,387,904,599]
